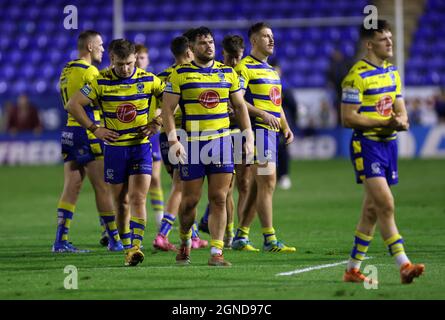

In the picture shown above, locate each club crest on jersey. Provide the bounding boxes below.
[116,103,137,123]
[198,90,220,109]
[269,86,282,106]
[137,82,144,93]
[217,72,226,82]
[389,72,396,86]
[375,95,393,117]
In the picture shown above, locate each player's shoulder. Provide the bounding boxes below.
[135,67,155,79]
[240,55,256,65]
[157,64,176,78]
[214,61,234,72]
[348,60,371,75]
[384,61,398,72]
[96,67,114,80]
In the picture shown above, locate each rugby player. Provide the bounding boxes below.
[66,39,165,266]
[53,30,122,253]
[341,20,424,284]
[162,27,254,266]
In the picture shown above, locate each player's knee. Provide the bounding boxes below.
[238,180,250,195]
[377,199,395,218]
[363,206,377,224]
[258,179,275,194]
[181,195,200,211]
[209,191,227,208]
[129,192,146,208]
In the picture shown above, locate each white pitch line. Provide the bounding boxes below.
[276,257,372,276]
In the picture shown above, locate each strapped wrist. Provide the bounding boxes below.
[87,123,99,133]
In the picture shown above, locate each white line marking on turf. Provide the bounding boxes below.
[276,257,373,276]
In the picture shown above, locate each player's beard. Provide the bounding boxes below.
[196,52,214,64]
[92,53,102,65]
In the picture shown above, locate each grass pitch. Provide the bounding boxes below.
[0,159,444,300]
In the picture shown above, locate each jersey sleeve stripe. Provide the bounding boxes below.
[180,82,232,90]
[176,68,233,74]
[97,76,154,86]
[69,63,89,69]
[249,79,281,85]
[341,100,361,104]
[101,93,152,101]
[184,113,229,121]
[363,85,397,95]
[358,106,375,112]
[182,98,229,104]
[245,64,275,71]
[250,93,273,101]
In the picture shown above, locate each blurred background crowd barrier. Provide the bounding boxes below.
[1,0,444,165]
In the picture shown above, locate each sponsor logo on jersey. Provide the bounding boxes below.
[269,86,282,106]
[198,90,220,109]
[116,103,137,123]
[375,95,393,116]
[342,87,360,103]
[80,84,92,96]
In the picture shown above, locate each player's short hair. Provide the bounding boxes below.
[188,26,214,43]
[222,35,245,57]
[77,30,101,51]
[109,39,136,59]
[360,19,391,39]
[170,36,190,58]
[135,43,148,54]
[182,28,195,41]
[107,39,120,53]
[248,22,271,40]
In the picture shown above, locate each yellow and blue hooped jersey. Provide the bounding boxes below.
[341,59,402,141]
[59,59,101,130]
[80,67,165,146]
[156,64,182,132]
[165,61,241,141]
[235,55,282,132]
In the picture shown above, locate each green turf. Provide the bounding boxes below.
[0,159,444,300]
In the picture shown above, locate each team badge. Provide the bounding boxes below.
[371,162,381,175]
[106,169,114,180]
[137,82,144,93]
[198,90,220,109]
[375,95,393,116]
[389,72,396,86]
[116,103,137,123]
[181,166,189,177]
[269,86,282,106]
[217,72,226,82]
